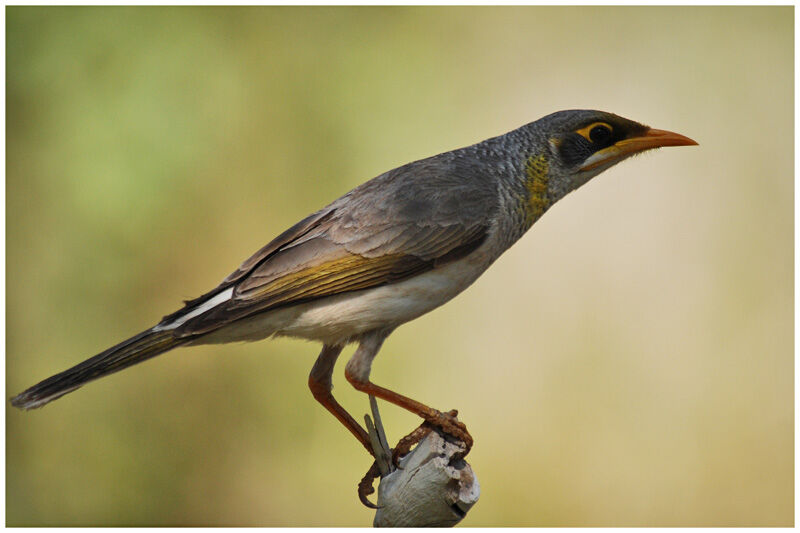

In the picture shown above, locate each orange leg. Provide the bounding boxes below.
[344,330,473,451]
[308,344,373,455]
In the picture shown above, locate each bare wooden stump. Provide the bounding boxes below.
[364,397,480,527]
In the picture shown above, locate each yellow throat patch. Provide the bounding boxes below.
[524,154,550,226]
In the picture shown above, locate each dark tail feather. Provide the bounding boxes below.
[11,328,187,410]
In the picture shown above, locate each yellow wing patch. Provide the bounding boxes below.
[175,225,489,336]
[238,253,426,307]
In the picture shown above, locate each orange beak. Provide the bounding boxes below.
[579,128,698,172]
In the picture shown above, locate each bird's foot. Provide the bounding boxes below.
[390,409,472,466]
[358,461,382,509]
[358,419,433,508]
[391,420,433,465]
[356,400,473,508]
[425,408,473,458]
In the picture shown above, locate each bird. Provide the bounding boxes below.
[11,109,697,459]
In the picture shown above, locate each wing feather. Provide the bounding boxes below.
[175,225,486,336]
[166,149,499,337]
[160,208,335,324]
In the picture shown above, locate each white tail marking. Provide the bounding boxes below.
[154,287,234,331]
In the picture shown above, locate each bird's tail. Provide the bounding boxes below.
[11,328,187,410]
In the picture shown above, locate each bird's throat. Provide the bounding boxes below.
[524,154,550,227]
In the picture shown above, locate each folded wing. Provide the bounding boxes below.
[163,153,498,338]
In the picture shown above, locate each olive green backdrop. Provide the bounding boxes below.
[7,6,792,526]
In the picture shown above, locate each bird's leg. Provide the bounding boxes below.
[344,330,473,455]
[308,344,373,455]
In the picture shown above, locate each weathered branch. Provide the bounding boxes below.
[363,397,480,527]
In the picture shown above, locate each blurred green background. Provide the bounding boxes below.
[6,6,792,526]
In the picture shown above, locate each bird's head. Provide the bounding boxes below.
[519,110,697,221]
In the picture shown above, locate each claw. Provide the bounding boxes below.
[391,421,433,466]
[357,406,473,508]
[357,461,382,509]
[435,408,473,454]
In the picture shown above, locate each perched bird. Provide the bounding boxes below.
[11,110,696,456]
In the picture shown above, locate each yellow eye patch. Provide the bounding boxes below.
[575,122,613,142]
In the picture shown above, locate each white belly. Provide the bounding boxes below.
[196,253,491,346]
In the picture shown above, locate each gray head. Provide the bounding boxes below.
[506,109,697,221]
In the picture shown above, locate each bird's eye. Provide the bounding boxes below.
[589,125,612,144]
[560,122,618,167]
